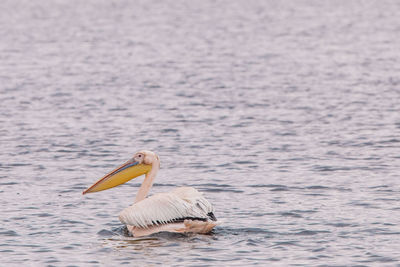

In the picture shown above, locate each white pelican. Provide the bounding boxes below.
[83,150,218,237]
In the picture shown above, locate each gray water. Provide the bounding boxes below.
[1,0,400,266]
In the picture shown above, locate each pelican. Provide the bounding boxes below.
[83,150,218,237]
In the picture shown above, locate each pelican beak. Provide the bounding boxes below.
[82,160,152,194]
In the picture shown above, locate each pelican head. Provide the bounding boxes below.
[83,150,159,194]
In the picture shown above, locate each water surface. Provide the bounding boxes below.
[1,0,400,266]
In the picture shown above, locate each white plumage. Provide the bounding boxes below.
[83,150,218,236]
[119,187,214,228]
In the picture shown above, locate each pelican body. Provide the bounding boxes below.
[83,150,218,237]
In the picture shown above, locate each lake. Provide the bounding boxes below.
[1,0,400,266]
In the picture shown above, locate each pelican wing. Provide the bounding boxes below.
[119,187,215,228]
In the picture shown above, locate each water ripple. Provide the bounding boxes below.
[1,0,400,265]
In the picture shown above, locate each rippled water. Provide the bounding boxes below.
[1,0,400,266]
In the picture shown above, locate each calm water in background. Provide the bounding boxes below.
[1,0,400,266]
